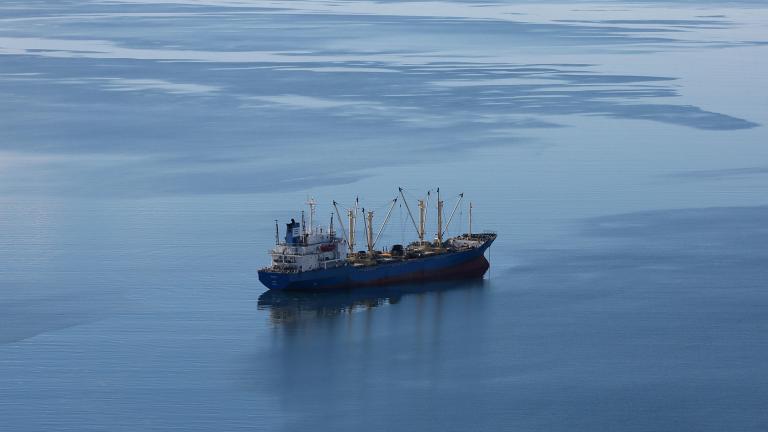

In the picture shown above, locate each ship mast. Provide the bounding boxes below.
[331,199,359,256]
[399,187,430,245]
[418,199,426,244]
[274,219,279,245]
[301,210,306,242]
[353,198,359,252]
[332,201,351,255]
[348,208,356,255]
[469,202,473,238]
[307,197,317,234]
[364,208,374,255]
[436,188,443,247]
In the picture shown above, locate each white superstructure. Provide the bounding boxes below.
[266,202,345,273]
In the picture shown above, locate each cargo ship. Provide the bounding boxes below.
[258,188,496,291]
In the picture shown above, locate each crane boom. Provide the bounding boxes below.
[443,193,464,236]
[373,198,398,248]
[398,187,420,238]
[332,201,350,252]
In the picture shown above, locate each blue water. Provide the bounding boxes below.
[1,1,767,431]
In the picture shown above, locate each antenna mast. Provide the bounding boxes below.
[306,197,317,234]
[274,219,279,245]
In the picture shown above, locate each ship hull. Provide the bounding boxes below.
[258,237,493,291]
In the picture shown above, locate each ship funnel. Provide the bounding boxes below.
[285,218,301,244]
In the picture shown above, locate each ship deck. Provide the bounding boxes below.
[260,233,496,274]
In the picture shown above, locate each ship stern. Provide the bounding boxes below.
[258,269,293,290]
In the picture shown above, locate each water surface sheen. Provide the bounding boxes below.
[1,1,767,431]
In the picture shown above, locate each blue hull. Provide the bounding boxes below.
[258,237,494,291]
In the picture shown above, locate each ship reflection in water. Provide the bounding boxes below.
[257,279,487,326]
[253,277,495,430]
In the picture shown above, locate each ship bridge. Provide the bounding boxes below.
[265,203,345,273]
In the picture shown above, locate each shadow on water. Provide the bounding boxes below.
[257,278,487,325]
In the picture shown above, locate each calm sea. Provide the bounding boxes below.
[1,1,767,431]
